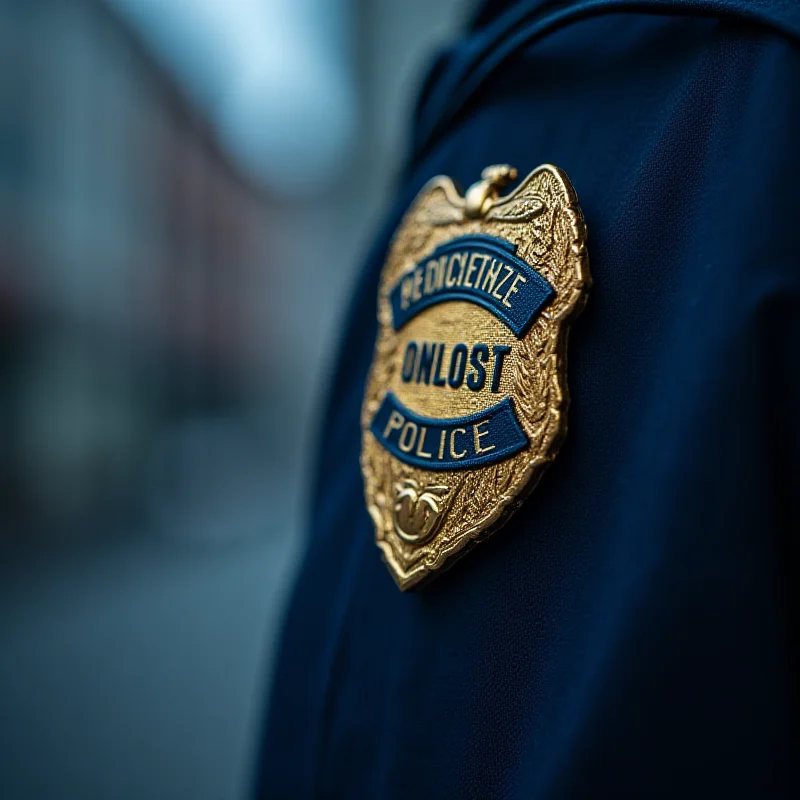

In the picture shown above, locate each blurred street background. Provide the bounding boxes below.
[0,0,472,797]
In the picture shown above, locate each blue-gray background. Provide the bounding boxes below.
[0,0,472,796]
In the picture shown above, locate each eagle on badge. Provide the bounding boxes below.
[361,164,590,589]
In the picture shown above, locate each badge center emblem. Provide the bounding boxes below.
[361,165,590,589]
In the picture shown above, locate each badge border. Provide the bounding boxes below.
[361,165,590,590]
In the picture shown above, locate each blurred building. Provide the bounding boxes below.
[0,0,272,535]
[1,1,471,798]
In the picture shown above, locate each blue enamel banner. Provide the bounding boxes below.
[389,234,554,337]
[370,392,528,470]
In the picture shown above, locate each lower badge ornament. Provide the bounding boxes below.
[361,164,590,589]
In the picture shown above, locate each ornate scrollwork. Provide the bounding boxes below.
[393,479,450,544]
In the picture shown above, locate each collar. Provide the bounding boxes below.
[412,0,800,166]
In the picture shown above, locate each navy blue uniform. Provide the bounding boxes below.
[257,1,800,796]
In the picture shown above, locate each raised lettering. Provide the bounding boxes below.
[417,342,435,384]
[490,345,511,393]
[466,344,489,391]
[473,420,495,454]
[503,273,527,307]
[424,260,438,294]
[383,410,405,439]
[463,252,481,288]
[481,259,502,293]
[450,428,467,459]
[432,343,447,387]
[412,266,424,302]
[400,276,413,310]
[445,254,462,288]
[398,421,418,453]
[492,264,515,301]
[454,252,467,286]
[474,254,488,290]
[435,256,447,290]
[415,426,433,458]
[401,341,418,382]
[448,343,468,388]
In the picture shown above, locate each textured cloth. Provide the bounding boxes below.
[256,1,800,797]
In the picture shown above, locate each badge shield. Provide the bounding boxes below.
[361,165,590,589]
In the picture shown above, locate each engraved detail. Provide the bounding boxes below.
[487,194,545,223]
[392,480,450,544]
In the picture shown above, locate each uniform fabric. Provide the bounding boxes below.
[256,1,800,796]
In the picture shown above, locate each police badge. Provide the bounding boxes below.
[361,164,590,589]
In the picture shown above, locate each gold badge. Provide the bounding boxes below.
[361,165,590,589]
